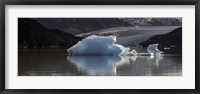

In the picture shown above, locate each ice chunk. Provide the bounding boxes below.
[147,44,163,57]
[164,47,170,50]
[67,35,137,55]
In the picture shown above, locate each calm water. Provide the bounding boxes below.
[18,49,182,76]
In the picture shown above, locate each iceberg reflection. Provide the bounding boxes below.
[67,55,166,76]
[147,56,163,66]
[67,56,137,76]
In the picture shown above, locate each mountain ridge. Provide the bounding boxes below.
[18,18,82,49]
[34,18,181,35]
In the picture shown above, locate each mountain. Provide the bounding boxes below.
[121,18,182,26]
[34,18,182,35]
[18,18,82,49]
[34,18,132,35]
[139,27,182,54]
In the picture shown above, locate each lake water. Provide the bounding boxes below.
[18,49,182,76]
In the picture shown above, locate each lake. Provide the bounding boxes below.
[18,49,182,76]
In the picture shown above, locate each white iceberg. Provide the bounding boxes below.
[67,35,137,55]
[147,44,163,57]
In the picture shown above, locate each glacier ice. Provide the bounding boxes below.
[67,35,137,55]
[147,44,163,57]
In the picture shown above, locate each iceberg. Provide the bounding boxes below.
[67,35,137,55]
[147,44,163,57]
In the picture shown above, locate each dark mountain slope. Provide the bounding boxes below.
[139,27,182,54]
[18,18,82,48]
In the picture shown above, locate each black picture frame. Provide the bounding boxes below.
[0,0,199,94]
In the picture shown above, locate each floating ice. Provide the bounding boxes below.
[147,44,163,57]
[67,35,137,55]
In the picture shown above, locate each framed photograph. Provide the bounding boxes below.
[0,0,199,94]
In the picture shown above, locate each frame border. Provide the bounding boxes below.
[0,0,199,94]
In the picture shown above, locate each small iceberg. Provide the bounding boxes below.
[147,44,163,57]
[67,35,137,56]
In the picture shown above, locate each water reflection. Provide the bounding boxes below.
[18,50,182,76]
[67,55,181,76]
[147,56,163,67]
[67,56,137,76]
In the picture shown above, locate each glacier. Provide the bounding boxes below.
[67,35,137,55]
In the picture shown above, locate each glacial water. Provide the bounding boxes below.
[18,49,182,76]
